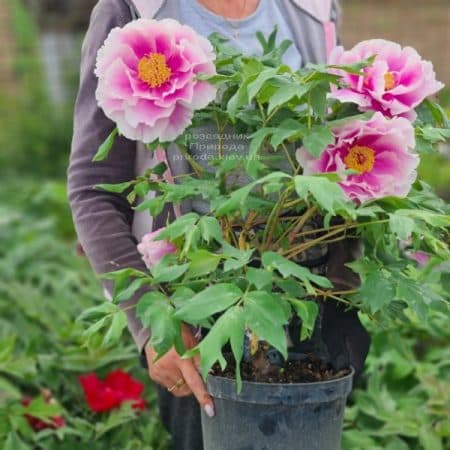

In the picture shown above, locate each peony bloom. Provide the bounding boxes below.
[95,18,217,143]
[406,250,431,267]
[137,228,177,268]
[296,112,419,203]
[79,369,147,413]
[329,39,444,119]
[21,396,65,431]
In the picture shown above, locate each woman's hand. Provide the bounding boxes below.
[145,324,215,417]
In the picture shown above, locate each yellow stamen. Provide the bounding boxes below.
[384,72,396,91]
[344,145,376,174]
[138,53,172,88]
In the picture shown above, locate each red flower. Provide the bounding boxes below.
[21,397,66,432]
[79,369,147,413]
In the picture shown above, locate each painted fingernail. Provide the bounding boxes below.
[204,404,215,418]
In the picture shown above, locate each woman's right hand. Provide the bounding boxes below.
[144,324,215,417]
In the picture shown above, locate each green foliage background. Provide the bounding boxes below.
[0,1,448,448]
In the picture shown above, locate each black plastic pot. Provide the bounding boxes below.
[201,367,354,450]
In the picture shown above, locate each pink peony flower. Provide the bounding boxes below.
[95,18,217,143]
[296,112,419,203]
[137,228,177,268]
[329,39,444,119]
[406,250,431,267]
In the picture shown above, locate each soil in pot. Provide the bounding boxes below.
[212,352,351,384]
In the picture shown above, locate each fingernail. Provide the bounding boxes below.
[204,404,215,418]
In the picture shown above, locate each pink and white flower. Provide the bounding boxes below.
[137,228,177,268]
[95,18,217,143]
[329,39,444,119]
[296,112,419,203]
[406,250,431,267]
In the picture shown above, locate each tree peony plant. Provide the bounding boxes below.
[89,24,450,389]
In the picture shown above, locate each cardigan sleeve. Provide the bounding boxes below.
[67,0,151,354]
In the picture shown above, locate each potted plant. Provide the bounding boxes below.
[87,18,450,450]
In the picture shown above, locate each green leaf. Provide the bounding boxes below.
[198,216,224,243]
[419,426,443,450]
[214,185,254,216]
[389,213,415,240]
[268,82,312,115]
[114,278,150,303]
[289,299,319,340]
[395,277,431,322]
[302,125,334,158]
[418,126,450,144]
[103,310,127,346]
[395,210,449,228]
[136,292,180,356]
[95,181,133,193]
[151,262,190,284]
[24,396,62,420]
[309,82,329,119]
[196,306,245,381]
[174,284,243,323]
[4,431,31,450]
[77,302,118,322]
[247,67,279,101]
[157,213,200,240]
[246,127,276,171]
[227,77,253,118]
[358,271,395,314]
[0,376,21,399]
[262,251,332,293]
[275,278,307,297]
[244,291,289,358]
[245,268,272,289]
[294,175,349,214]
[92,127,118,162]
[185,250,221,279]
[270,119,304,148]
[100,268,148,297]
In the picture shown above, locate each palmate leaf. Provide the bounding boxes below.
[136,292,183,356]
[213,172,291,216]
[394,209,450,228]
[4,432,30,450]
[267,80,314,115]
[222,242,254,272]
[302,125,334,157]
[247,67,279,101]
[185,249,222,279]
[174,283,242,323]
[288,299,319,340]
[193,306,245,389]
[357,271,396,314]
[389,213,416,240]
[243,291,291,358]
[294,175,351,215]
[262,251,332,293]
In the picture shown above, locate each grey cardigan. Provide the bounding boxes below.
[67,0,357,355]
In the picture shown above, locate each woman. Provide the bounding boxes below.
[68,1,370,449]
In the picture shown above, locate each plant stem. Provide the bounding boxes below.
[282,226,347,259]
[262,186,293,249]
[281,143,298,173]
[177,145,204,177]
